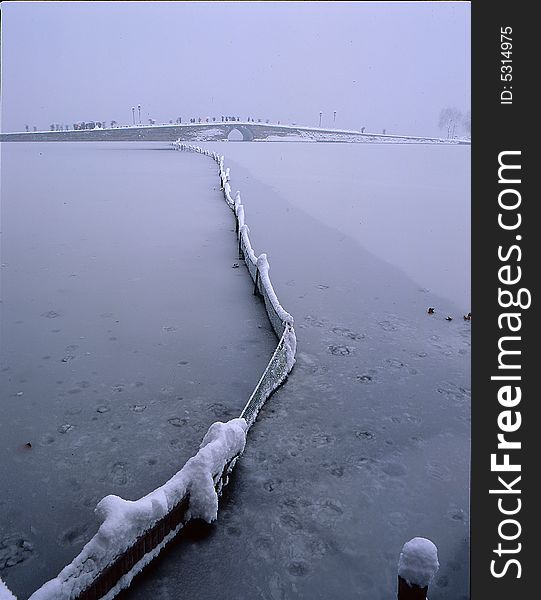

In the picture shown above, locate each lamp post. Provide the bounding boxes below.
[319,111,322,127]
[132,107,135,125]
[138,104,141,124]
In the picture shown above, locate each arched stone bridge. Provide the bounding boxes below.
[0,122,470,144]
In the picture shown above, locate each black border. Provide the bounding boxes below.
[472,1,538,597]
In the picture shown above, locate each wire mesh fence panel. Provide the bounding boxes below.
[260,286,287,339]
[240,329,291,428]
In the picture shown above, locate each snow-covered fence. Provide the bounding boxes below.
[26,419,247,600]
[172,141,297,429]
[397,537,440,599]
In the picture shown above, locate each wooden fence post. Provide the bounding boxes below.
[254,268,260,295]
[397,575,429,599]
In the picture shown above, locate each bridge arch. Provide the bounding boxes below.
[227,128,244,141]
[225,125,254,141]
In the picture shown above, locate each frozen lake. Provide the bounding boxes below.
[223,142,470,311]
[1,141,470,600]
[124,142,470,600]
[0,142,277,598]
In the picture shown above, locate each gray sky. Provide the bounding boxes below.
[0,1,470,135]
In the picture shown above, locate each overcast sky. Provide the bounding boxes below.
[0,1,470,135]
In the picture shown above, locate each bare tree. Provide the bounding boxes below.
[439,107,463,138]
[462,110,471,136]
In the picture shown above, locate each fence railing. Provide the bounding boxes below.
[172,142,297,431]
[72,453,239,600]
[27,419,247,600]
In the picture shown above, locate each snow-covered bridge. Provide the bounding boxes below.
[0,121,469,144]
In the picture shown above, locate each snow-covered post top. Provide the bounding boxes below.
[185,418,247,523]
[236,205,245,229]
[239,224,257,265]
[224,182,233,205]
[397,537,439,599]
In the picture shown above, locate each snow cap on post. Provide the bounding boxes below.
[398,537,439,589]
[0,578,18,600]
[236,205,245,229]
[186,418,247,523]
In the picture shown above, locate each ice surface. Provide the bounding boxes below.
[121,141,470,600]
[398,537,440,588]
[212,142,471,311]
[2,140,469,600]
[0,142,277,598]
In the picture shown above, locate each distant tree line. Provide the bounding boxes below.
[36,115,289,132]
